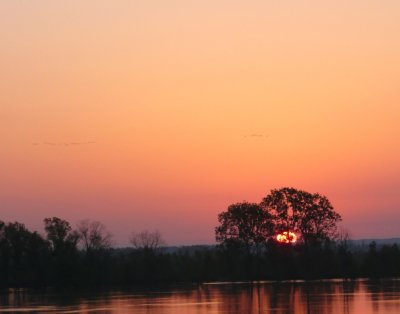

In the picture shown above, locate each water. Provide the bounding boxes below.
[1,279,400,313]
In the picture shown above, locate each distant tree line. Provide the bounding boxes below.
[1,188,399,288]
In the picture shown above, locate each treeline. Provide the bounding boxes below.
[1,217,400,288]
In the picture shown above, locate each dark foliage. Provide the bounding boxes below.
[215,202,274,254]
[261,187,342,243]
[0,217,400,288]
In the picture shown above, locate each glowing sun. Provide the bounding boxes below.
[276,231,297,244]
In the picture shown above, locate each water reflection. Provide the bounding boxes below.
[1,279,400,313]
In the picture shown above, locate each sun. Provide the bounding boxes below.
[276,231,297,244]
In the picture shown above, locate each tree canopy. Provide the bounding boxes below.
[215,202,274,250]
[261,187,341,242]
[43,217,79,252]
[216,187,341,246]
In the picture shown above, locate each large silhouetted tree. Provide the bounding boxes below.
[215,202,274,252]
[261,187,341,243]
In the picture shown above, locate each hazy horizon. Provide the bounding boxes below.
[1,1,400,246]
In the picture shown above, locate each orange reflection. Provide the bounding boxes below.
[276,231,297,244]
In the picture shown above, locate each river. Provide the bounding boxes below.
[1,279,400,313]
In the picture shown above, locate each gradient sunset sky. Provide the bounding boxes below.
[1,1,400,245]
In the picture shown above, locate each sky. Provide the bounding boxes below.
[1,1,400,245]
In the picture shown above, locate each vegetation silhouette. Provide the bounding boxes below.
[261,188,341,244]
[0,187,399,288]
[130,230,165,252]
[216,202,274,255]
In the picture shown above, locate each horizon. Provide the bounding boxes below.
[1,1,400,246]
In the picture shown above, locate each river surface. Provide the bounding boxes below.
[1,279,400,313]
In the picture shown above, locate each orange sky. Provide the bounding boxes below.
[1,1,400,245]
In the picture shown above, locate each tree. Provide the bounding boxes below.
[43,217,79,251]
[43,217,80,286]
[130,230,165,251]
[261,187,341,243]
[215,202,274,252]
[76,220,112,251]
[0,220,4,236]
[0,221,50,286]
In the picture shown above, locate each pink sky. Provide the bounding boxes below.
[1,1,400,245]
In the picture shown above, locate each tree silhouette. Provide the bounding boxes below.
[75,220,113,285]
[43,217,80,286]
[215,202,274,252]
[76,220,112,252]
[0,221,49,286]
[44,217,79,251]
[130,230,165,251]
[261,187,341,243]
